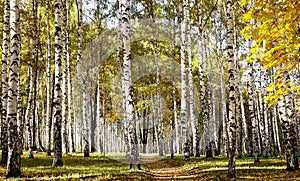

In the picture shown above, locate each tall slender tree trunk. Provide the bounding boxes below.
[31,0,38,152]
[226,0,237,178]
[248,61,260,163]
[17,71,23,156]
[180,0,188,154]
[154,44,164,156]
[45,0,52,156]
[6,0,22,177]
[187,0,199,157]
[52,0,63,167]
[273,105,281,155]
[120,0,140,169]
[82,89,89,157]
[197,1,211,158]
[61,0,69,154]
[25,65,34,159]
[1,0,10,165]
[66,4,75,153]
[75,0,89,158]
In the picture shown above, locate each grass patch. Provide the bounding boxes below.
[0,152,300,180]
[0,151,144,180]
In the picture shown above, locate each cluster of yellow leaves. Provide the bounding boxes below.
[241,0,300,104]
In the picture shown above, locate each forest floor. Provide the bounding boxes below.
[0,151,300,180]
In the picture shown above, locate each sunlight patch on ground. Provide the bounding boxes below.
[201,166,286,172]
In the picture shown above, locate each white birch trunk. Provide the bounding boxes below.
[45,0,52,156]
[1,0,10,164]
[120,0,139,167]
[226,0,237,177]
[52,0,63,167]
[180,0,188,153]
[7,0,22,176]
[278,71,299,171]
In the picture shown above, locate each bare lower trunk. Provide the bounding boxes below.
[278,71,299,171]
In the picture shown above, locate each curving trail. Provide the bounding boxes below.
[138,155,201,180]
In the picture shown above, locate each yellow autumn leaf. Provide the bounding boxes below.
[241,0,248,5]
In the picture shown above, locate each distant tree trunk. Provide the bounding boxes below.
[31,0,38,152]
[171,5,180,155]
[214,14,228,157]
[25,64,34,159]
[226,0,237,178]
[154,43,164,156]
[170,81,176,158]
[76,0,89,158]
[208,39,217,156]
[197,1,211,158]
[6,0,22,177]
[180,0,188,153]
[187,0,199,157]
[240,88,250,155]
[82,89,89,157]
[218,48,228,157]
[52,0,63,167]
[17,72,23,156]
[258,67,269,158]
[273,105,281,155]
[61,0,69,154]
[1,0,10,165]
[36,73,45,151]
[66,7,75,153]
[278,71,299,171]
[45,0,52,156]
[248,61,260,163]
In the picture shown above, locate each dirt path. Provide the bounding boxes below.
[139,155,199,180]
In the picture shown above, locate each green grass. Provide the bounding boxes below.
[0,152,300,180]
[0,151,145,180]
[165,155,300,180]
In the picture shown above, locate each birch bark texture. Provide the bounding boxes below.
[45,0,52,156]
[52,0,63,167]
[120,0,139,166]
[1,0,10,165]
[278,71,299,171]
[6,0,22,177]
[226,0,237,178]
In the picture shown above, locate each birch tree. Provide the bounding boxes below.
[62,0,69,154]
[278,71,299,171]
[180,0,188,153]
[45,0,52,156]
[52,0,63,167]
[187,0,199,157]
[197,0,211,158]
[120,0,140,169]
[1,0,10,165]
[226,0,237,178]
[6,0,22,177]
[76,0,89,157]
[25,64,34,158]
[248,61,260,163]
